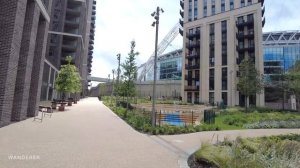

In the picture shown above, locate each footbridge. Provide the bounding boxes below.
[87,76,109,82]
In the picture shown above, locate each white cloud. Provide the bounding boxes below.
[92,0,182,79]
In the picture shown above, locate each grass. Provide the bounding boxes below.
[214,107,300,129]
[192,134,300,168]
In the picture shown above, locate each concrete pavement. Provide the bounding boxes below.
[0,97,299,168]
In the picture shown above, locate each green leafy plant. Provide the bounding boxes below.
[55,56,81,99]
[237,58,263,112]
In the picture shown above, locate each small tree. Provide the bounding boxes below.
[286,60,300,111]
[121,40,139,109]
[237,58,263,111]
[55,56,82,100]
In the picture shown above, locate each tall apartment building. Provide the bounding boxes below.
[181,0,265,106]
[0,0,52,127]
[41,0,96,101]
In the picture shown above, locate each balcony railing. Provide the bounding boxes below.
[186,31,200,39]
[185,75,199,81]
[179,19,183,27]
[66,8,81,16]
[186,53,200,60]
[236,31,254,39]
[180,10,184,18]
[236,18,254,27]
[179,28,183,36]
[236,45,255,53]
[184,86,199,91]
[180,0,184,9]
[186,41,200,49]
[185,64,200,70]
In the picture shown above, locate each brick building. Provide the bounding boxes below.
[0,0,52,127]
[0,0,95,127]
[41,0,95,101]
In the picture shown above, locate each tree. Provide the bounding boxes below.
[55,56,82,100]
[286,60,300,111]
[121,40,139,109]
[237,58,263,111]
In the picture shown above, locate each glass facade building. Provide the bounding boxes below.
[139,49,182,81]
[263,31,300,108]
[263,31,300,76]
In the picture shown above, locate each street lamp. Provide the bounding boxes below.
[116,54,121,106]
[151,6,164,127]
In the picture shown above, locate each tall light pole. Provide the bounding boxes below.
[116,54,121,106]
[151,6,164,127]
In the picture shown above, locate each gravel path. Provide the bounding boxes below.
[0,97,299,168]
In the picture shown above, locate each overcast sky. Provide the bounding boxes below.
[91,0,300,86]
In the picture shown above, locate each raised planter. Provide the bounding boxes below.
[58,103,66,111]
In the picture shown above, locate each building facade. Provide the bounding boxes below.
[263,31,300,109]
[41,0,96,101]
[139,49,183,81]
[0,0,52,127]
[181,0,265,106]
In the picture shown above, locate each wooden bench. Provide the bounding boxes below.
[34,105,53,122]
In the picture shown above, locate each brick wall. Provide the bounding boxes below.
[27,18,50,117]
[12,2,40,121]
[0,0,27,127]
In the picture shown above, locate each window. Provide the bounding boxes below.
[221,0,225,12]
[221,20,227,31]
[194,0,198,19]
[189,0,193,21]
[222,68,228,90]
[209,92,214,104]
[211,0,215,15]
[209,69,214,90]
[203,0,207,17]
[241,0,245,7]
[230,0,234,10]
[222,92,228,105]
[247,0,252,5]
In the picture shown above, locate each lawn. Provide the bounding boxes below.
[214,107,300,129]
[189,134,300,168]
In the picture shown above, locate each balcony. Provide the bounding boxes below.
[180,0,184,9]
[186,53,200,60]
[179,28,183,36]
[179,19,183,27]
[185,75,199,81]
[184,85,199,91]
[185,64,200,70]
[180,10,184,18]
[262,17,266,27]
[236,18,254,28]
[186,31,200,39]
[64,20,79,28]
[236,31,254,40]
[186,41,200,49]
[91,16,96,21]
[236,45,255,53]
[262,6,265,17]
[93,0,96,5]
[89,40,94,45]
[88,45,94,50]
[92,10,96,16]
[66,8,80,16]
[259,0,264,6]
[92,5,96,10]
[88,51,93,55]
[62,44,77,52]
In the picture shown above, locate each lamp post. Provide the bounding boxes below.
[151,6,164,127]
[116,54,121,107]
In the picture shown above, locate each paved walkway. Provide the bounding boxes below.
[0,98,299,168]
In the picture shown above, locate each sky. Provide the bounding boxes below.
[91,0,300,86]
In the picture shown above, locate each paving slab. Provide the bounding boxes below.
[0,98,178,168]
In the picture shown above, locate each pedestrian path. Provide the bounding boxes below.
[0,97,299,168]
